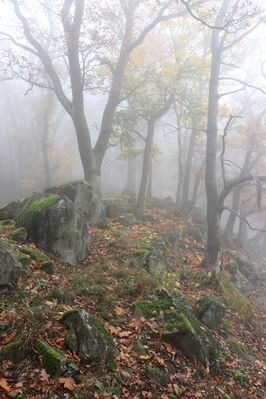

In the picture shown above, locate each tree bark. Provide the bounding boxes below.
[136,119,154,218]
[181,128,195,209]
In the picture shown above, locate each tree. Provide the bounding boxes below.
[0,0,186,220]
[181,0,265,268]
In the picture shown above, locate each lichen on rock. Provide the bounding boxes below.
[61,309,117,363]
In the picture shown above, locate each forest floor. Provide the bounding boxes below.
[0,204,265,398]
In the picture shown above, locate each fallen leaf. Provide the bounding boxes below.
[139,355,150,360]
[39,368,50,381]
[119,331,131,337]
[0,379,11,393]
[59,377,76,391]
[115,306,125,315]
[156,357,166,367]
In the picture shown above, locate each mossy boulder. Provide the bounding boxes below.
[41,261,55,275]
[135,230,182,276]
[61,309,117,363]
[45,180,105,226]
[19,246,48,263]
[136,288,221,369]
[213,272,255,323]
[34,339,79,377]
[9,227,27,243]
[16,194,90,266]
[0,340,25,363]
[198,296,226,330]
[0,240,21,287]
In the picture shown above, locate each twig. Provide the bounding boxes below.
[223,206,266,233]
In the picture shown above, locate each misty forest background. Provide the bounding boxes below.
[0,0,265,265]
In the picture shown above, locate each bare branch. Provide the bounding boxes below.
[222,20,261,52]
[220,115,243,186]
[218,86,245,98]
[223,206,266,233]
[219,77,266,95]
[9,0,72,114]
[0,31,38,55]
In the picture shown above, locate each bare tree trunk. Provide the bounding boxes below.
[136,120,154,218]
[224,150,252,239]
[205,0,231,268]
[125,157,136,194]
[41,90,53,189]
[147,155,152,198]
[181,128,195,209]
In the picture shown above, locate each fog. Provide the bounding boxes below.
[0,0,265,256]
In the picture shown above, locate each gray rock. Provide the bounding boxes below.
[140,231,182,276]
[198,296,226,330]
[0,240,21,287]
[0,198,28,220]
[34,339,79,377]
[16,194,89,266]
[137,288,221,369]
[134,340,147,356]
[0,340,25,363]
[9,227,27,243]
[41,261,55,275]
[61,310,117,363]
[45,180,106,226]
[117,214,137,226]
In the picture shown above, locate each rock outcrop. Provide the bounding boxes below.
[45,180,105,226]
[16,194,89,266]
[136,288,221,369]
[198,296,226,330]
[61,309,117,363]
[0,240,21,289]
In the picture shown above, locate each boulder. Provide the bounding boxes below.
[0,340,25,363]
[148,197,174,209]
[61,309,117,363]
[104,199,126,218]
[0,198,28,220]
[34,339,79,377]
[45,180,105,226]
[212,271,255,323]
[134,230,182,276]
[9,227,27,243]
[0,240,21,288]
[198,296,226,330]
[16,194,89,266]
[136,288,221,369]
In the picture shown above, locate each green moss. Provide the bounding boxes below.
[147,366,164,377]
[1,219,13,226]
[24,195,60,214]
[0,340,25,362]
[135,296,172,319]
[9,227,27,241]
[19,246,47,263]
[40,260,55,274]
[62,309,81,318]
[89,314,114,347]
[17,253,30,269]
[34,339,66,377]
[66,329,74,347]
[164,310,193,334]
[0,221,15,233]
[133,249,150,257]
[214,272,255,322]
